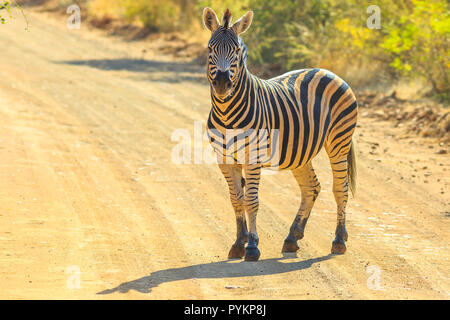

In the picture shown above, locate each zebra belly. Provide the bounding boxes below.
[207,126,279,167]
[206,123,327,170]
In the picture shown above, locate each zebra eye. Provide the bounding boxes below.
[235,47,240,54]
[208,46,213,54]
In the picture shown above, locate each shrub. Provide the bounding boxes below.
[123,0,180,32]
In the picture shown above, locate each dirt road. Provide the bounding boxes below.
[0,10,448,299]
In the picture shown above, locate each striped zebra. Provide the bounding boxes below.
[203,8,358,261]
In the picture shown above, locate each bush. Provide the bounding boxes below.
[122,0,180,32]
[245,0,334,76]
[242,0,448,100]
[381,0,449,97]
[29,0,447,101]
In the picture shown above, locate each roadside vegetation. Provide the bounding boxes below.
[1,1,12,24]
[86,0,449,103]
[10,0,450,103]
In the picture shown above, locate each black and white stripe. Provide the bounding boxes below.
[203,8,357,260]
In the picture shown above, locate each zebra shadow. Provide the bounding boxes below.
[96,254,334,295]
[56,58,207,84]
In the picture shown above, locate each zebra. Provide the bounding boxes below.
[203,8,358,261]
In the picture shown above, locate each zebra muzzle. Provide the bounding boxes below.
[212,70,233,97]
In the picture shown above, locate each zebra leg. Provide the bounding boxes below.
[282,162,321,253]
[218,164,249,259]
[329,156,349,254]
[243,164,262,261]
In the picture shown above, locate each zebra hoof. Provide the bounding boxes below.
[281,240,299,253]
[244,246,260,261]
[331,239,346,254]
[228,244,245,259]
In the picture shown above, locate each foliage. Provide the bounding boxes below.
[242,0,448,100]
[195,0,249,21]
[245,0,335,75]
[122,0,180,32]
[1,1,11,24]
[380,0,449,96]
[1,0,28,30]
[87,0,181,31]
[87,0,123,20]
[16,0,448,101]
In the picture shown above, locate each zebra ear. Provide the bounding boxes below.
[231,11,253,35]
[203,7,220,33]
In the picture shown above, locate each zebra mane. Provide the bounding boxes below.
[222,9,232,29]
[239,37,248,66]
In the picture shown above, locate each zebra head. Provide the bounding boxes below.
[203,8,253,100]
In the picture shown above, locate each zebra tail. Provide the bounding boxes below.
[347,140,357,197]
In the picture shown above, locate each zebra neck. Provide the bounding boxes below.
[211,66,259,128]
